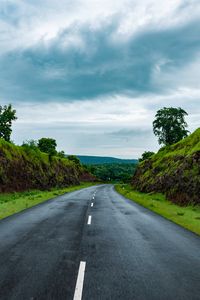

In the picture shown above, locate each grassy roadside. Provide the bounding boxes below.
[0,182,97,220]
[115,184,200,236]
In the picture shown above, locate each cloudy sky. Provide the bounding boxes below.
[0,0,200,158]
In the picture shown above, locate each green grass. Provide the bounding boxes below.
[154,128,200,159]
[0,182,97,220]
[139,128,200,172]
[115,184,200,236]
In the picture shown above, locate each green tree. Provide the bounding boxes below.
[153,107,189,145]
[57,150,66,158]
[67,155,81,166]
[0,104,17,142]
[139,151,155,162]
[38,138,57,156]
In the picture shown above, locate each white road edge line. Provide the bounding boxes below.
[87,215,92,225]
[73,261,86,300]
[91,203,94,207]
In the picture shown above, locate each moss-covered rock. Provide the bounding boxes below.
[132,128,200,205]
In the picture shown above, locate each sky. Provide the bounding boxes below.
[0,0,200,158]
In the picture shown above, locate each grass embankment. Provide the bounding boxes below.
[0,138,81,192]
[115,184,200,236]
[132,128,200,205]
[0,182,96,220]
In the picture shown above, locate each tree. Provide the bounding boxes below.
[153,107,189,145]
[67,155,81,166]
[0,104,17,142]
[57,150,66,158]
[139,151,155,162]
[38,138,57,156]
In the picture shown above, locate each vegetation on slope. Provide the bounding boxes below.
[0,139,94,193]
[116,184,200,236]
[132,128,200,205]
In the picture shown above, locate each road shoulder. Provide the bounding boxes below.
[115,184,200,236]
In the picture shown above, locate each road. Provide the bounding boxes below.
[0,184,200,300]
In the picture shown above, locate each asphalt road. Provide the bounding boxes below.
[0,184,200,300]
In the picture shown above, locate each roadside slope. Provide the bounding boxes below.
[132,128,200,205]
[0,139,81,192]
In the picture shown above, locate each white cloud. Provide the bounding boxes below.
[1,0,200,157]
[11,90,200,157]
[153,55,200,92]
[1,0,199,52]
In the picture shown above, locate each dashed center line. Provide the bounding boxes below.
[74,192,96,298]
[87,215,92,225]
[73,261,86,300]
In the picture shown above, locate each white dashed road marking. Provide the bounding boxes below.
[91,203,94,207]
[87,215,92,225]
[73,261,86,300]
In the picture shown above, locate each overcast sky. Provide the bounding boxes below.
[0,0,200,158]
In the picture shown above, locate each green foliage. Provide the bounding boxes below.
[153,107,189,145]
[38,137,57,156]
[133,128,200,205]
[139,151,155,162]
[78,155,137,165]
[22,139,38,150]
[0,138,80,192]
[57,150,66,158]
[0,104,17,142]
[68,155,81,166]
[22,139,67,160]
[87,163,137,183]
[155,128,200,158]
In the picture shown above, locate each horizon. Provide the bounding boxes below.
[75,154,138,160]
[1,0,200,157]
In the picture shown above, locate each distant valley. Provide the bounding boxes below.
[76,155,138,165]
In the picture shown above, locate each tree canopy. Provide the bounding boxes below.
[38,138,57,156]
[153,107,189,145]
[139,151,155,162]
[67,155,81,166]
[0,104,17,142]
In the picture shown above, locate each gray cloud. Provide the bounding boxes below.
[0,17,200,102]
[108,128,152,138]
[0,1,200,158]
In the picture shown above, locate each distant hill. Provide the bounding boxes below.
[76,155,138,165]
[132,128,200,205]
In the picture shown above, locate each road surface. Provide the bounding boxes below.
[0,184,200,300]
